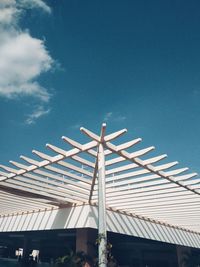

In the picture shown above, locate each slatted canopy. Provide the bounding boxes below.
[0,124,200,234]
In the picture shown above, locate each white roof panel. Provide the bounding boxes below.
[0,124,199,235]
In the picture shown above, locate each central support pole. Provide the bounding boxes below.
[81,123,114,267]
[98,142,107,267]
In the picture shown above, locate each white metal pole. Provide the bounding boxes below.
[98,142,107,267]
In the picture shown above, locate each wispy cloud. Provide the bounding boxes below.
[103,112,126,123]
[25,106,51,125]
[103,112,113,122]
[19,0,51,14]
[0,0,53,124]
[114,115,127,121]
[70,123,82,130]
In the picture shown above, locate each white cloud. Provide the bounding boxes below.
[103,112,126,123]
[70,123,82,130]
[0,1,18,25]
[0,32,53,102]
[103,112,113,122]
[25,106,51,125]
[0,0,51,25]
[0,0,53,124]
[0,7,18,24]
[19,0,51,14]
[115,115,126,121]
[0,0,16,5]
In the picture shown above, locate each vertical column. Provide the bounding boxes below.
[98,143,107,267]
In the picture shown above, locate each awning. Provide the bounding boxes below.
[0,124,199,235]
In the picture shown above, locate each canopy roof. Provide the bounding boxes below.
[0,125,200,233]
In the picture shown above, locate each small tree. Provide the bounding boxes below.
[54,250,92,267]
[94,235,119,267]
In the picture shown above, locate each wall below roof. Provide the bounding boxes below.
[0,205,199,249]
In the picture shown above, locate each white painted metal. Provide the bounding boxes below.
[0,123,199,247]
[98,143,107,267]
[0,205,199,248]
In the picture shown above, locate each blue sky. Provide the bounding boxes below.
[1,0,200,174]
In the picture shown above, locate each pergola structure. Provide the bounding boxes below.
[0,124,200,264]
